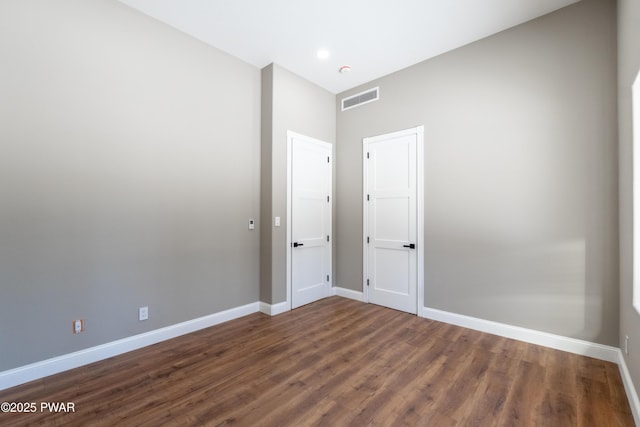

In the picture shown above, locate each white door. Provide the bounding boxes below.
[364,127,423,314]
[290,133,332,309]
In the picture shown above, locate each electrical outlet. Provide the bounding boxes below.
[72,319,84,334]
[625,335,630,355]
[139,306,149,321]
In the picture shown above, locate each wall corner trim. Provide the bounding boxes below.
[259,301,289,316]
[333,286,365,302]
[0,302,260,391]
[617,350,640,425]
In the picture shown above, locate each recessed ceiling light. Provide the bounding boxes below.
[339,65,352,74]
[317,49,330,60]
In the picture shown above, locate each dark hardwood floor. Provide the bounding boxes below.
[0,297,634,426]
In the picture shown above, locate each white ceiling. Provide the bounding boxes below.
[117,0,581,94]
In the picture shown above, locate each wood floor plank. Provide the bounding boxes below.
[577,376,616,426]
[544,349,577,397]
[458,348,520,426]
[0,297,634,426]
[538,389,578,427]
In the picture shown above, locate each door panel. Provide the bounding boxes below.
[374,142,411,191]
[372,248,411,295]
[291,134,332,309]
[293,246,324,290]
[375,197,410,241]
[296,196,325,239]
[365,131,418,314]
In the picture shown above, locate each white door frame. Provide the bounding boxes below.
[286,130,333,311]
[363,126,424,316]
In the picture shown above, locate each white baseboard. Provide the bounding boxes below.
[259,301,289,316]
[422,307,619,363]
[3,297,638,424]
[0,302,260,391]
[333,286,365,302]
[617,350,640,426]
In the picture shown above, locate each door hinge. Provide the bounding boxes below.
[327,235,330,242]
[367,194,370,201]
[327,156,330,163]
[366,152,370,159]
[367,236,370,244]
[327,195,330,202]
[326,274,330,282]
[367,279,370,287]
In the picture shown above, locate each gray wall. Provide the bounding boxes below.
[261,64,336,304]
[0,0,261,371]
[618,0,640,402]
[336,0,618,345]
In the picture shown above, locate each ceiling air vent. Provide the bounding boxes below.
[341,87,379,111]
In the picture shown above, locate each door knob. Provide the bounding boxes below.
[293,242,304,248]
[403,243,416,249]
